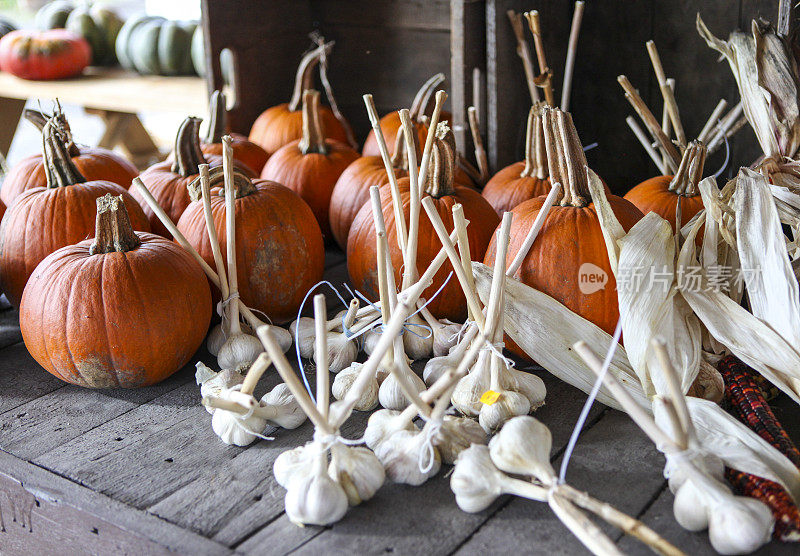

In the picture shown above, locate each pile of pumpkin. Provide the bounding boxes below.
[0,1,204,81]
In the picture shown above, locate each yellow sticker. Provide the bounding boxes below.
[480,390,502,405]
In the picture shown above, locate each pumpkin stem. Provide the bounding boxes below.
[288,42,331,112]
[409,73,446,121]
[299,89,328,155]
[424,122,457,198]
[188,165,257,200]
[669,140,706,196]
[389,123,420,170]
[521,103,548,179]
[43,119,87,188]
[26,107,81,157]
[172,116,207,177]
[90,194,142,255]
[205,90,227,144]
[541,107,589,207]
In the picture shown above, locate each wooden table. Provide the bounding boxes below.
[0,68,207,168]
[0,249,797,555]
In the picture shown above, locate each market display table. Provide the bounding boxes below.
[0,68,206,168]
[0,249,797,555]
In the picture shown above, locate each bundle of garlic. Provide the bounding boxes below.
[199,352,306,446]
[451,416,683,556]
[575,339,800,555]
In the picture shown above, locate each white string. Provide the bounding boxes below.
[220,385,275,442]
[481,341,516,370]
[558,318,623,484]
[417,418,443,473]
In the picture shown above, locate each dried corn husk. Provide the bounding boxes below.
[471,262,648,411]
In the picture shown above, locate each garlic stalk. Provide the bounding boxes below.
[196,363,243,414]
[418,302,461,358]
[312,299,360,374]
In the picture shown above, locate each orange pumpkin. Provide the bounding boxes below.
[625,140,707,234]
[0,119,149,307]
[0,108,138,207]
[201,90,269,175]
[361,73,444,158]
[348,124,499,321]
[21,194,211,388]
[482,105,551,214]
[484,108,643,355]
[249,45,350,157]
[261,90,359,239]
[177,166,325,324]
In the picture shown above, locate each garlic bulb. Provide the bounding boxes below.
[198,366,243,414]
[435,415,486,464]
[328,443,385,505]
[708,496,773,555]
[362,329,382,356]
[274,445,312,488]
[451,351,491,416]
[664,449,725,493]
[478,390,531,433]
[315,333,358,374]
[488,416,555,480]
[284,450,349,526]
[262,325,292,354]
[402,313,433,360]
[261,383,306,429]
[422,354,455,386]
[450,444,508,513]
[332,362,379,412]
[374,429,441,485]
[378,366,426,410]
[502,369,547,409]
[363,409,418,450]
[211,390,267,446]
[673,479,710,532]
[218,332,263,371]
[207,323,226,356]
[431,319,462,357]
[290,317,317,358]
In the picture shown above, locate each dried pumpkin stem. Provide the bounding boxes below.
[172,116,206,177]
[199,164,230,304]
[288,43,328,112]
[299,89,328,155]
[205,90,227,144]
[452,204,477,321]
[425,124,458,199]
[468,106,490,182]
[222,137,242,336]
[417,91,448,198]
[27,106,80,157]
[669,140,706,196]
[198,165,256,198]
[524,11,555,107]
[521,106,537,177]
[409,73,445,121]
[507,10,540,104]
[646,41,686,147]
[90,194,141,255]
[542,108,589,207]
[42,119,86,188]
[314,294,330,420]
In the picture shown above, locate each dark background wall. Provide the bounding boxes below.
[204,0,781,194]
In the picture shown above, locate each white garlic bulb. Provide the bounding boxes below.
[374,429,441,486]
[218,332,263,371]
[435,415,486,465]
[478,390,531,433]
[451,352,491,416]
[266,325,293,353]
[422,355,455,386]
[364,409,418,450]
[362,329,382,356]
[673,479,711,532]
[488,415,555,480]
[332,362,379,412]
[198,367,243,414]
[708,496,773,555]
[503,368,547,409]
[316,333,358,374]
[207,323,227,356]
[378,367,426,410]
[328,443,385,505]
[431,319,462,357]
[450,444,507,512]
[261,383,306,429]
[284,452,349,526]
[664,449,725,494]
[211,390,267,446]
[289,317,316,358]
[402,313,433,360]
[274,445,312,488]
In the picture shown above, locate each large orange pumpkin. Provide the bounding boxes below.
[201,90,269,175]
[21,194,211,388]
[176,166,325,324]
[485,109,642,357]
[624,140,707,233]
[261,90,359,239]
[348,124,499,321]
[482,105,551,214]
[0,108,138,207]
[248,44,350,157]
[0,120,149,307]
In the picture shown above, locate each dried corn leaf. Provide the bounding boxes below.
[471,262,648,412]
[616,213,702,397]
[587,169,624,276]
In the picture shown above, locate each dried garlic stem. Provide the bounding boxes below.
[651,340,695,443]
[467,106,490,182]
[506,182,561,276]
[560,1,585,112]
[400,109,422,289]
[452,204,476,321]
[524,11,555,106]
[199,164,230,303]
[363,94,408,253]
[697,99,728,143]
[507,10,540,103]
[661,79,675,169]
[314,295,330,420]
[223,137,242,336]
[241,353,271,396]
[486,213,513,339]
[646,41,686,147]
[548,492,623,556]
[626,116,668,174]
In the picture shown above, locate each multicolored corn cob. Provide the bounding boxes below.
[719,355,800,542]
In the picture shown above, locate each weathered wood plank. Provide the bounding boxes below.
[0,298,21,350]
[451,0,487,156]
[0,450,231,555]
[311,0,452,32]
[0,342,65,415]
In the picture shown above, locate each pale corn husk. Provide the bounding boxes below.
[587,171,626,276]
[472,262,648,411]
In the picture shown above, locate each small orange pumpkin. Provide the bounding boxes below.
[261,90,359,239]
[624,140,707,234]
[0,108,138,207]
[348,124,499,321]
[21,194,211,388]
[0,119,149,307]
[201,90,269,175]
[482,105,551,214]
[177,166,325,324]
[485,108,643,354]
[248,44,350,157]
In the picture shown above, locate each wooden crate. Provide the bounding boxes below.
[201,0,775,193]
